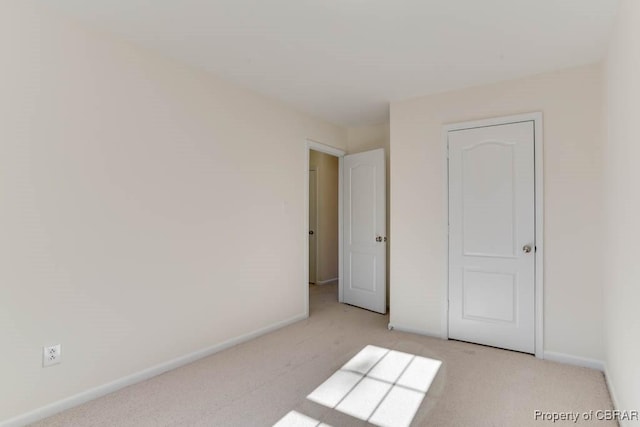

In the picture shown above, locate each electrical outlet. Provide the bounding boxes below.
[43,344,61,367]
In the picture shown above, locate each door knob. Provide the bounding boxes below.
[522,245,532,253]
[309,230,314,235]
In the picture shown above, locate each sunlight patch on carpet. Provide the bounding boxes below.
[306,345,441,427]
[272,410,331,427]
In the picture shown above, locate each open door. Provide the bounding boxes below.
[343,148,386,314]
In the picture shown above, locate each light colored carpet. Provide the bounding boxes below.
[34,283,615,426]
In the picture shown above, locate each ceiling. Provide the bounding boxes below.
[40,0,619,126]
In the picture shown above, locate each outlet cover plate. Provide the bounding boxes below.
[43,344,61,367]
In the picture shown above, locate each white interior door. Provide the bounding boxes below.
[309,169,317,284]
[343,148,386,314]
[448,121,535,353]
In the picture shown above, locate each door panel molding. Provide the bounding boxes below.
[442,112,544,359]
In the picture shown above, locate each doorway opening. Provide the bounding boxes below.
[308,148,340,307]
[304,140,388,317]
[305,141,345,317]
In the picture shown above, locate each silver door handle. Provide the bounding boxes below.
[522,245,532,253]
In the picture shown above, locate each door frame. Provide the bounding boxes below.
[304,139,346,317]
[442,112,544,358]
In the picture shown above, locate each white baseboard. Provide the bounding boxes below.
[543,351,605,371]
[603,365,638,427]
[0,313,308,427]
[387,323,444,339]
[316,277,338,285]
[383,327,606,373]
[604,365,620,410]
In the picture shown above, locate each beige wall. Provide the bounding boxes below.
[347,124,390,155]
[309,151,339,283]
[603,0,640,418]
[390,64,604,362]
[0,1,346,421]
